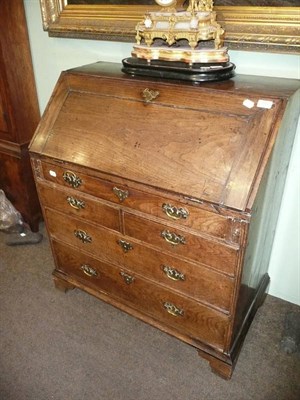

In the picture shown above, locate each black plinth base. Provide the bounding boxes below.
[122,58,235,83]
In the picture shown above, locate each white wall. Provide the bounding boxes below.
[24,0,300,305]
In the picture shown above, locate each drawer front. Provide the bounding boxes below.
[124,192,231,241]
[45,209,125,267]
[41,162,122,203]
[124,213,238,275]
[52,240,229,351]
[121,239,235,312]
[40,161,232,241]
[38,182,120,231]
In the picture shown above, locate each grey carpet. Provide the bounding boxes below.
[0,224,299,400]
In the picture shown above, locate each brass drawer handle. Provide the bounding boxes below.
[161,230,186,246]
[67,196,85,210]
[74,229,92,244]
[163,302,184,317]
[63,171,82,188]
[162,203,189,220]
[162,265,185,282]
[80,264,98,277]
[120,271,135,285]
[117,239,133,253]
[113,186,129,202]
[142,88,159,103]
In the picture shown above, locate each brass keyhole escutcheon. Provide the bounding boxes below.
[142,88,160,103]
[120,271,135,285]
[117,239,133,253]
[113,187,129,202]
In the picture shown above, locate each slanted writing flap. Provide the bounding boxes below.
[30,70,283,212]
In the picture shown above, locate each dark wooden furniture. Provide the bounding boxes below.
[0,0,41,231]
[29,62,299,378]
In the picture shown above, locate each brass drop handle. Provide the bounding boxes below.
[80,264,98,277]
[67,196,85,210]
[142,88,160,103]
[162,203,189,220]
[74,229,92,244]
[117,239,133,253]
[161,230,186,246]
[162,265,185,282]
[113,187,129,202]
[63,171,82,188]
[120,271,135,285]
[163,302,184,317]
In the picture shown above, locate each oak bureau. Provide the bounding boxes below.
[29,62,299,379]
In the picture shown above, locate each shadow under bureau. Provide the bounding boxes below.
[29,62,299,379]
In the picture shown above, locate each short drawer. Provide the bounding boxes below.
[38,182,120,231]
[40,161,232,241]
[45,209,125,267]
[124,191,231,241]
[52,240,229,351]
[124,212,238,275]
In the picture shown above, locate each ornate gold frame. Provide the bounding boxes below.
[40,1,300,54]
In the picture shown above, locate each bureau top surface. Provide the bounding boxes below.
[30,62,300,212]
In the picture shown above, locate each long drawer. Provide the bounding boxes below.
[40,161,233,241]
[45,208,234,312]
[52,240,230,351]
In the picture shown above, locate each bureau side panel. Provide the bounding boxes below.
[230,89,300,352]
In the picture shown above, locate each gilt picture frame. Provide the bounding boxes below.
[39,0,300,54]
